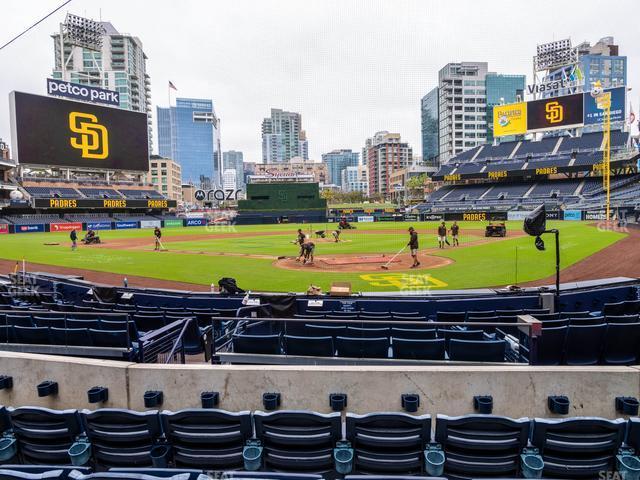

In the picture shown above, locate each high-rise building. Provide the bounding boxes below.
[148,155,182,201]
[363,131,412,198]
[485,73,525,143]
[261,109,307,162]
[436,62,525,163]
[222,169,237,191]
[157,98,222,188]
[421,87,439,169]
[321,149,359,186]
[223,150,245,191]
[52,21,152,151]
[341,165,368,195]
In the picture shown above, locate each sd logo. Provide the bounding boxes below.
[69,112,109,159]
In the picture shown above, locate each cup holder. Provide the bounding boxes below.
[473,395,493,414]
[262,392,281,411]
[201,391,220,409]
[547,395,570,415]
[68,441,91,466]
[334,441,354,474]
[0,375,13,390]
[616,397,640,416]
[0,436,17,462]
[329,393,347,412]
[37,380,58,397]
[87,386,108,404]
[617,453,640,480]
[424,444,445,477]
[144,390,163,408]
[150,444,172,468]
[521,452,544,478]
[243,440,263,471]
[401,394,420,413]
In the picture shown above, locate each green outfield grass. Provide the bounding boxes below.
[0,221,625,292]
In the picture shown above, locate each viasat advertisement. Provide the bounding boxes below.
[493,102,527,137]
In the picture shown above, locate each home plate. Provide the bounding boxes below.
[320,255,399,266]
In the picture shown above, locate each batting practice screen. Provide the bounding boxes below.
[10,91,149,171]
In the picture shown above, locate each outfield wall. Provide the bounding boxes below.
[0,351,638,418]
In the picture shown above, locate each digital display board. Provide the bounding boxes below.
[10,91,149,171]
[493,102,527,137]
[526,93,584,132]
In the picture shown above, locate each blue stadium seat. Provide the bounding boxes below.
[434,414,530,479]
[283,335,335,357]
[253,410,342,473]
[345,412,431,475]
[7,407,82,465]
[232,334,281,354]
[605,314,640,324]
[601,322,640,365]
[346,327,391,339]
[563,324,607,365]
[32,317,65,328]
[12,326,51,345]
[624,300,640,315]
[335,336,389,358]
[81,409,163,469]
[5,315,33,328]
[390,328,436,340]
[132,315,166,333]
[438,329,484,352]
[303,324,346,338]
[436,312,466,323]
[224,473,324,480]
[531,417,626,478]
[0,466,88,479]
[392,338,445,360]
[50,327,93,346]
[0,325,13,343]
[160,409,252,470]
[89,329,131,348]
[533,325,567,365]
[448,339,506,362]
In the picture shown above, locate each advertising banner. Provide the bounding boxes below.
[47,78,120,106]
[527,93,584,132]
[421,213,444,221]
[545,210,560,220]
[49,222,83,232]
[584,87,626,126]
[140,220,162,229]
[33,198,176,209]
[0,224,8,234]
[583,210,607,221]
[185,218,206,227]
[10,91,149,171]
[357,216,374,223]
[563,210,582,221]
[86,221,112,230]
[445,212,508,221]
[507,211,531,221]
[115,221,138,230]
[164,219,184,227]
[403,214,419,221]
[493,102,528,137]
[15,224,45,233]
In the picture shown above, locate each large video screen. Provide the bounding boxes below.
[10,91,149,171]
[526,93,584,132]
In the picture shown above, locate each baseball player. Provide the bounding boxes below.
[154,226,162,251]
[408,226,420,268]
[450,221,460,247]
[437,222,447,249]
[295,228,306,261]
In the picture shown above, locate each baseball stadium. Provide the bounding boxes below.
[2,4,640,480]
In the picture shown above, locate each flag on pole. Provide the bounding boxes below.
[168,81,177,91]
[630,101,636,125]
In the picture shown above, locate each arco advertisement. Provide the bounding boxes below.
[185,218,206,227]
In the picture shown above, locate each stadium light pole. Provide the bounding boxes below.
[523,205,561,311]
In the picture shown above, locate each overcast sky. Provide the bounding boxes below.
[1,0,638,163]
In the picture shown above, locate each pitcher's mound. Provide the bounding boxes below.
[274,254,453,272]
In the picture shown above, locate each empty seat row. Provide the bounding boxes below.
[232,332,509,362]
[2,406,640,479]
[0,325,133,348]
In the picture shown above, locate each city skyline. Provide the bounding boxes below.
[1,0,639,165]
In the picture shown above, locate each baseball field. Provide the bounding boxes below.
[0,220,633,292]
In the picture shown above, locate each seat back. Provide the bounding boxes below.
[89,329,131,348]
[564,324,607,365]
[304,324,346,338]
[12,326,51,345]
[534,326,568,365]
[346,327,391,339]
[531,417,626,478]
[602,322,640,365]
[439,329,484,352]
[50,327,93,346]
[346,412,431,474]
[335,336,389,358]
[232,334,280,354]
[436,311,466,322]
[392,338,445,360]
[253,410,342,473]
[81,409,163,469]
[390,327,436,340]
[283,335,334,357]
[8,407,81,464]
[624,300,640,315]
[603,301,625,316]
[434,414,530,478]
[160,409,252,469]
[448,339,506,362]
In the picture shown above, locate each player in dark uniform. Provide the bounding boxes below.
[154,227,162,251]
[450,221,460,247]
[408,226,420,268]
[437,222,447,249]
[296,228,306,261]
[302,240,315,265]
[70,229,78,251]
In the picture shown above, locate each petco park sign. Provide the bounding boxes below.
[47,78,120,107]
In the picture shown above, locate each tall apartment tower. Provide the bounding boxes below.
[223,150,245,191]
[52,21,152,151]
[261,108,307,163]
[321,149,359,186]
[363,131,412,199]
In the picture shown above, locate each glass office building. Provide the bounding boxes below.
[421,87,439,167]
[157,98,221,188]
[321,149,359,186]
